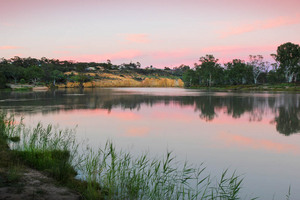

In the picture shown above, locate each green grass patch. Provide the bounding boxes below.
[14,150,76,183]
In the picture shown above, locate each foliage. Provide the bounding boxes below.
[24,65,44,85]
[195,55,223,86]
[0,71,6,89]
[248,55,269,84]
[70,73,93,87]
[0,42,299,88]
[225,59,253,85]
[50,70,65,86]
[182,69,199,86]
[272,42,300,82]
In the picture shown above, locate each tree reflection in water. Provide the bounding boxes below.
[1,88,300,136]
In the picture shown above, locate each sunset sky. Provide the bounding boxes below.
[1,0,300,68]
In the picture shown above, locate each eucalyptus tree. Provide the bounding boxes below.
[182,69,198,87]
[225,59,253,85]
[50,70,65,86]
[195,55,222,86]
[6,65,25,84]
[271,42,300,83]
[24,66,44,85]
[248,55,269,84]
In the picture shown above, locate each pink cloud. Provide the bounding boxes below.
[0,46,21,50]
[59,50,142,62]
[124,34,149,43]
[220,14,300,38]
[217,132,300,154]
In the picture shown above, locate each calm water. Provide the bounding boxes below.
[1,88,300,199]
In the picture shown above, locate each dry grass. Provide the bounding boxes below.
[58,72,184,88]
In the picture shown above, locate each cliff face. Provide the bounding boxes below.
[57,72,184,88]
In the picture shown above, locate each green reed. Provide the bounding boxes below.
[1,112,258,200]
[79,141,257,200]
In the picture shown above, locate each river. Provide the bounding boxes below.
[0,87,299,199]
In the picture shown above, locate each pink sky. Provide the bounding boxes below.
[0,0,299,68]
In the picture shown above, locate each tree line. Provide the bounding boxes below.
[182,42,300,87]
[0,56,179,88]
[0,42,299,88]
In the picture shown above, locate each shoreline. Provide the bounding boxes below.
[186,83,300,92]
[3,83,300,92]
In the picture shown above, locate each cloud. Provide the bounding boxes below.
[220,14,300,38]
[123,34,150,43]
[0,46,21,50]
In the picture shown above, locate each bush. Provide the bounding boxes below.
[0,72,7,89]
[20,79,26,84]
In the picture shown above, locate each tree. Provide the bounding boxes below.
[0,72,6,89]
[225,59,253,85]
[195,55,222,86]
[6,65,25,84]
[24,66,44,85]
[72,73,93,88]
[51,70,65,86]
[271,42,300,83]
[182,69,198,87]
[248,55,269,84]
[172,65,190,76]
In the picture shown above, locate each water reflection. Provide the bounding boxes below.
[1,88,300,136]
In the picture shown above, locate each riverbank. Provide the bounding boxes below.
[5,84,49,91]
[5,75,184,90]
[0,117,81,199]
[188,83,300,92]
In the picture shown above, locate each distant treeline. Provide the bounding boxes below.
[0,56,184,88]
[0,42,299,88]
[182,42,300,87]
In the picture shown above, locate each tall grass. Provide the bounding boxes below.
[1,112,257,200]
[79,142,255,200]
[2,114,79,183]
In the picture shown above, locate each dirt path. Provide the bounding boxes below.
[0,167,81,200]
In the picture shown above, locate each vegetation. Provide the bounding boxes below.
[1,42,299,89]
[0,112,263,199]
[0,56,182,89]
[182,42,300,87]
